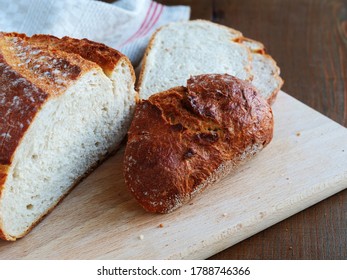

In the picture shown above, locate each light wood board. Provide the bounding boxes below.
[0,91,346,259]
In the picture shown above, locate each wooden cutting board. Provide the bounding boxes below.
[0,91,346,259]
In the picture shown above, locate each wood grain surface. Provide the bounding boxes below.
[155,0,347,259]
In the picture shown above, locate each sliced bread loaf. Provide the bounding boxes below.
[0,32,137,241]
[137,20,283,104]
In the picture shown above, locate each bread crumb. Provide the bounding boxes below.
[158,223,164,228]
[139,234,144,240]
[222,213,228,217]
[296,132,301,136]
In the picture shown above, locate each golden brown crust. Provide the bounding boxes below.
[2,33,136,93]
[28,34,127,76]
[0,33,99,94]
[124,74,273,213]
[27,34,137,101]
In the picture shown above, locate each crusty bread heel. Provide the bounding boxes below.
[124,74,273,213]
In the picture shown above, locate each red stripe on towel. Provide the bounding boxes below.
[120,1,155,47]
[137,3,164,39]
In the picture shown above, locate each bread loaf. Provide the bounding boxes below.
[124,74,273,213]
[137,20,283,104]
[0,32,137,240]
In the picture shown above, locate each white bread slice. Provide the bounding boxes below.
[138,20,253,99]
[0,33,137,241]
[138,20,283,104]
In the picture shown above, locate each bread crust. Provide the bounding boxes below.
[28,34,136,83]
[28,34,139,103]
[124,74,273,213]
[3,32,137,98]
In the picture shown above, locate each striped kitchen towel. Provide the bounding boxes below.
[0,0,190,65]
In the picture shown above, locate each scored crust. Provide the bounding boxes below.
[124,74,274,213]
[0,32,100,167]
[28,34,136,81]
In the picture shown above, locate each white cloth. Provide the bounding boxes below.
[0,0,190,65]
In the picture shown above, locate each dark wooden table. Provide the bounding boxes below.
[154,0,347,259]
